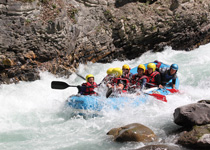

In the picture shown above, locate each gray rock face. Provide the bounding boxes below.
[0,0,210,84]
[173,101,210,126]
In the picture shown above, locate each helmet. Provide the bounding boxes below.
[86,74,94,82]
[107,68,113,75]
[122,64,130,70]
[112,68,122,78]
[170,64,178,71]
[147,63,156,72]
[138,64,146,73]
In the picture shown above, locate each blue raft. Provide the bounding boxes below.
[66,61,179,113]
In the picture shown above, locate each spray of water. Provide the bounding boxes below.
[1,43,210,150]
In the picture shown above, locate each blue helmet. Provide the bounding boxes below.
[170,64,178,71]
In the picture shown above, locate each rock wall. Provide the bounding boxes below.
[0,0,210,84]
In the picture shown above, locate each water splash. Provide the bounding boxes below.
[1,43,210,150]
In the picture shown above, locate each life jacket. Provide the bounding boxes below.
[131,74,149,88]
[159,68,177,85]
[145,70,160,87]
[112,77,130,92]
[122,73,132,80]
[81,82,97,95]
[154,60,162,71]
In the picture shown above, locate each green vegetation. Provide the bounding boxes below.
[130,24,136,31]
[52,4,56,9]
[39,0,50,4]
[25,19,31,25]
[104,9,114,22]
[67,7,79,24]
[150,24,157,32]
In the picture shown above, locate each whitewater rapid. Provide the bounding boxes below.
[1,43,210,150]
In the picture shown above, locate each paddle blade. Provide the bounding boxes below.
[106,88,113,98]
[167,89,179,93]
[149,93,167,102]
[51,81,70,89]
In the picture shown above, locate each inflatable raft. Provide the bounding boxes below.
[65,61,180,115]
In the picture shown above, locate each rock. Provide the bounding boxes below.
[23,51,36,59]
[136,144,181,150]
[170,0,180,11]
[2,58,14,66]
[173,102,210,126]
[107,123,157,142]
[198,100,210,104]
[0,0,210,84]
[177,124,210,149]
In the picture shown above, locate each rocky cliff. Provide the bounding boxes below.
[0,0,210,84]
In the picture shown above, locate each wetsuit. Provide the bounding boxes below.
[159,68,177,86]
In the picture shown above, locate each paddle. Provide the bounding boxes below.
[106,87,113,98]
[75,72,86,80]
[144,93,167,102]
[143,86,167,102]
[51,81,79,89]
[67,69,86,81]
[146,82,179,93]
[166,88,179,93]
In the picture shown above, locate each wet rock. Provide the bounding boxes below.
[136,144,181,150]
[107,123,157,142]
[198,100,210,104]
[173,102,210,126]
[177,124,210,149]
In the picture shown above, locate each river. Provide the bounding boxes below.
[1,43,210,150]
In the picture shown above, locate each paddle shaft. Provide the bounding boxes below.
[146,82,179,93]
[51,81,97,90]
[67,69,86,81]
[75,72,86,80]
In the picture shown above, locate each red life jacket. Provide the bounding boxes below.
[122,73,131,79]
[131,74,149,88]
[154,60,162,69]
[81,82,97,95]
[145,70,160,87]
[112,77,130,91]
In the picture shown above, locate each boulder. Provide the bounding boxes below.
[136,144,181,150]
[107,123,157,142]
[177,124,210,149]
[173,101,210,126]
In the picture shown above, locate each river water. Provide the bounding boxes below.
[1,43,210,150]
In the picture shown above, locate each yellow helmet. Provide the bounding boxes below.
[122,64,130,70]
[147,63,156,72]
[138,64,146,73]
[106,68,113,75]
[86,74,94,82]
[112,68,122,78]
